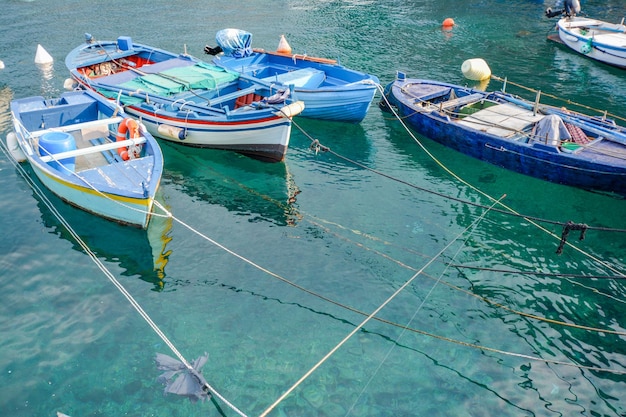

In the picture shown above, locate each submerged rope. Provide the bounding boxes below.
[0,141,247,417]
[348,195,501,415]
[332,84,626,275]
[259,196,505,417]
[292,112,626,236]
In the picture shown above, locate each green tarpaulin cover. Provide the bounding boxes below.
[99,63,238,105]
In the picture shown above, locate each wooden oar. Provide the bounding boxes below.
[252,48,338,65]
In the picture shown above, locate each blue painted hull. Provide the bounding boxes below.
[382,77,626,196]
[213,50,379,123]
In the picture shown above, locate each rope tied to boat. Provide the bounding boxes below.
[556,221,588,254]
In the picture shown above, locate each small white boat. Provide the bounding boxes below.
[551,15,626,69]
[7,89,163,228]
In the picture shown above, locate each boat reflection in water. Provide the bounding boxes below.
[159,140,301,227]
[27,165,173,291]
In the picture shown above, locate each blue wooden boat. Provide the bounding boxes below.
[207,29,379,123]
[6,89,163,228]
[381,72,626,196]
[65,34,305,163]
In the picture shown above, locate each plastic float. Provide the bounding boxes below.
[34,44,53,65]
[442,18,455,28]
[277,34,292,53]
[6,132,27,162]
[461,58,492,81]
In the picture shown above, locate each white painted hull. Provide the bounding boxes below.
[125,106,293,162]
[30,159,155,227]
[65,37,305,162]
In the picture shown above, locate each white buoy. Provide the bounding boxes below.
[0,60,5,70]
[277,34,292,54]
[461,58,491,81]
[6,132,27,162]
[63,78,78,90]
[157,124,186,140]
[275,100,305,118]
[34,44,53,65]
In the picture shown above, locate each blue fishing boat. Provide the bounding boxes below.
[381,72,626,196]
[207,29,379,123]
[65,34,304,162]
[6,89,163,228]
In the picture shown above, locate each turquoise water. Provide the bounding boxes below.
[1,1,625,416]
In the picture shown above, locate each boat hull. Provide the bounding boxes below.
[383,77,626,196]
[123,105,292,162]
[213,50,379,123]
[289,87,376,122]
[557,17,626,69]
[29,159,157,227]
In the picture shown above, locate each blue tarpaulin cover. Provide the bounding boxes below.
[216,28,253,58]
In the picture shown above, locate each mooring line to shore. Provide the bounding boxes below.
[347,195,501,415]
[151,193,626,417]
[258,195,504,417]
[0,141,248,417]
[184,142,626,332]
[289,83,626,279]
[153,191,626,347]
[200,159,626,284]
[4,133,625,417]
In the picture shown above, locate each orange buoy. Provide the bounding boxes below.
[277,34,292,54]
[442,18,455,28]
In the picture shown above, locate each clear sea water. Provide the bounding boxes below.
[1,1,625,416]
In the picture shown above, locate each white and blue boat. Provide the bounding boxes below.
[381,73,626,197]
[6,89,163,228]
[66,34,304,162]
[208,29,379,123]
[552,16,626,69]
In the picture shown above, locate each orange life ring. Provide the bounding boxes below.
[116,118,142,160]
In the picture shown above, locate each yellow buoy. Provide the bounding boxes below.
[461,58,491,81]
[277,34,292,54]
